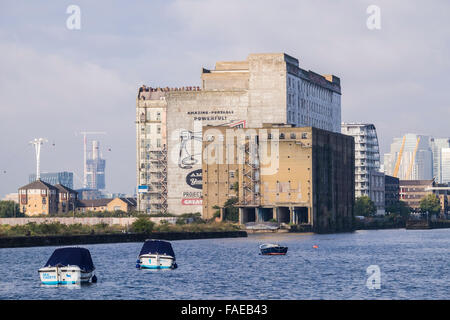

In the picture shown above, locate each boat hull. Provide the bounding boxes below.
[260,246,288,255]
[138,254,176,269]
[38,266,93,285]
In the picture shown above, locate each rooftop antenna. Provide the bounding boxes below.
[29,138,48,180]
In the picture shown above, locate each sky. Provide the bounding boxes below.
[0,0,449,198]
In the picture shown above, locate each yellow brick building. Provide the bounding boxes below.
[18,180,59,216]
[202,124,355,233]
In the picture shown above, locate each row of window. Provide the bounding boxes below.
[140,110,161,121]
[140,124,162,135]
[288,76,334,102]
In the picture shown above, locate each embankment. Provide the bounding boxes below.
[406,220,450,230]
[0,231,247,248]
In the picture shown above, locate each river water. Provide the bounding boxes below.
[0,229,448,300]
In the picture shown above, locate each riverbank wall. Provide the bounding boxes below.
[406,220,450,230]
[0,231,248,248]
[0,217,138,227]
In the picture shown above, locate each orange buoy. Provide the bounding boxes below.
[313,245,318,249]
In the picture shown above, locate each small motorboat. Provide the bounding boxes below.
[136,239,177,269]
[39,247,97,285]
[259,243,288,255]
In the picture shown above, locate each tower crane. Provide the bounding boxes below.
[393,136,406,178]
[406,137,421,180]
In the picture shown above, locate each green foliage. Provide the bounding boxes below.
[0,219,241,237]
[419,194,441,215]
[153,221,241,233]
[0,201,23,218]
[386,201,411,218]
[222,197,239,222]
[0,222,123,237]
[45,210,134,218]
[355,195,377,217]
[130,217,155,234]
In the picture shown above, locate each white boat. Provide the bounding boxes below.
[39,247,97,285]
[136,240,177,269]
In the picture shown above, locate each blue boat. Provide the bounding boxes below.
[136,240,178,269]
[259,243,288,255]
[38,247,97,285]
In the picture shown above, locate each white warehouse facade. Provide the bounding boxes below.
[136,53,342,215]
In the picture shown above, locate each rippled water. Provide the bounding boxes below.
[0,229,449,299]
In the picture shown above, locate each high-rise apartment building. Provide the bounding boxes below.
[441,148,450,183]
[383,134,433,180]
[136,53,342,214]
[430,138,450,183]
[85,140,106,190]
[341,123,384,214]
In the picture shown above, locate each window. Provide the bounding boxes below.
[301,133,308,139]
[290,133,296,139]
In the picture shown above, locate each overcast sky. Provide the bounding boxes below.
[1,0,449,198]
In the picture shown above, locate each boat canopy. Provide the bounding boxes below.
[44,247,95,272]
[139,240,175,257]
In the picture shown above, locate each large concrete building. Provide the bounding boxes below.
[341,123,384,214]
[430,138,450,183]
[136,53,342,215]
[202,124,355,233]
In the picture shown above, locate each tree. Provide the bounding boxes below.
[222,197,239,222]
[419,194,441,216]
[386,200,411,218]
[0,201,23,218]
[354,196,377,217]
[130,217,155,234]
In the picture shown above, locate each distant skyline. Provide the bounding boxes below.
[1,0,449,198]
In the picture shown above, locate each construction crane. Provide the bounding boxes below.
[406,137,420,180]
[78,131,106,188]
[393,136,406,178]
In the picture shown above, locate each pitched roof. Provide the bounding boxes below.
[77,199,112,207]
[119,197,137,207]
[19,179,58,190]
[54,184,78,194]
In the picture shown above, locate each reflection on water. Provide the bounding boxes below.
[0,229,449,299]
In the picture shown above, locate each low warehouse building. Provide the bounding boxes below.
[202,124,355,233]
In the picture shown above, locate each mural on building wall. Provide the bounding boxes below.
[175,113,246,207]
